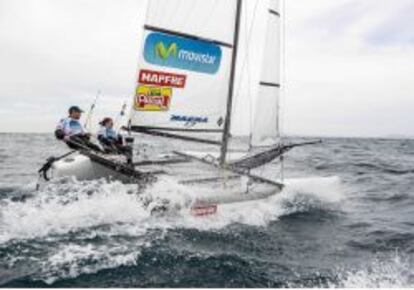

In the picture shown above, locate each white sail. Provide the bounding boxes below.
[251,0,281,147]
[129,0,239,138]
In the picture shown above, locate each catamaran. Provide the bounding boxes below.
[39,0,320,214]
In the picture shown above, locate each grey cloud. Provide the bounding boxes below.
[300,0,414,48]
[365,3,414,46]
[0,0,413,138]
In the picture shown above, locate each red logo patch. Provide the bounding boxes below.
[191,205,218,217]
[139,69,187,88]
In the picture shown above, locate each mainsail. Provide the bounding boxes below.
[129,0,241,146]
[128,0,288,169]
[251,0,281,147]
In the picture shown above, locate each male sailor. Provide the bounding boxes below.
[97,117,131,155]
[55,106,102,152]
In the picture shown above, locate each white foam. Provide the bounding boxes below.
[0,175,346,283]
[283,176,345,204]
[0,176,345,244]
[144,175,346,231]
[335,253,414,288]
[36,243,142,285]
[0,180,151,243]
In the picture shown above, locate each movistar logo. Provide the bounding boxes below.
[155,42,178,60]
[144,32,222,75]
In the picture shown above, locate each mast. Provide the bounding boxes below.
[220,0,243,166]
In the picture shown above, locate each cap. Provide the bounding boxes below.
[69,106,84,113]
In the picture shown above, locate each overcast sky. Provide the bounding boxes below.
[0,0,413,138]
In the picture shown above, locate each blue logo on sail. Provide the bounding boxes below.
[144,32,222,75]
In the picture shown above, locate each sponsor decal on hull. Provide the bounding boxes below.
[139,69,187,88]
[135,85,172,112]
[191,205,218,216]
[144,32,222,75]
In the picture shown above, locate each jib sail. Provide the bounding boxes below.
[251,0,281,147]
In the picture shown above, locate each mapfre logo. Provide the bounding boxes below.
[139,69,187,88]
[144,32,222,75]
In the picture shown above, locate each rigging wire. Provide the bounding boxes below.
[115,100,129,131]
[280,0,287,143]
[280,0,287,183]
[246,1,259,150]
[84,90,101,132]
[127,0,150,129]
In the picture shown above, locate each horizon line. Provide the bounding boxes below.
[0,131,413,140]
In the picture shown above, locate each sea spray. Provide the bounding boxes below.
[334,252,414,288]
[0,175,347,284]
[0,176,346,244]
[0,179,147,243]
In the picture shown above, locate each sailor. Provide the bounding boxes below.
[97,117,128,154]
[55,106,102,152]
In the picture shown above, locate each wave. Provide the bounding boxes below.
[281,253,414,288]
[0,179,153,244]
[0,186,17,198]
[34,243,143,285]
[347,230,414,253]
[365,193,411,202]
[334,253,414,288]
[0,175,345,284]
[0,176,345,243]
[314,160,414,176]
[354,162,414,175]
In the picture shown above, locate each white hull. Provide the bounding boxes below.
[49,153,283,210]
[195,186,278,206]
[51,154,128,182]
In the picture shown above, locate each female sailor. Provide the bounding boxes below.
[97,118,132,162]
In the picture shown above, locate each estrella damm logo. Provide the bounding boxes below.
[144,32,222,75]
[135,85,172,112]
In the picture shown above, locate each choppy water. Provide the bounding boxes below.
[0,133,413,288]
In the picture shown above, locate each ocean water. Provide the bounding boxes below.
[0,133,413,288]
